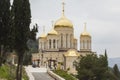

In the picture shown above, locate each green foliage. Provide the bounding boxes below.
[23,39,38,65]
[113,64,120,78]
[0,0,11,46]
[13,0,31,54]
[0,0,11,66]
[29,24,38,41]
[23,52,32,65]
[75,53,109,80]
[27,39,38,53]
[0,64,28,80]
[12,0,31,79]
[0,65,10,79]
[53,70,77,80]
[107,64,120,80]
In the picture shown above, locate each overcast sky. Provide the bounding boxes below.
[28,0,120,58]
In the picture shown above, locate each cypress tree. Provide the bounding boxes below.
[113,64,120,79]
[12,0,31,80]
[0,0,11,66]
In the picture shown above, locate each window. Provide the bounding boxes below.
[87,40,89,49]
[61,34,63,48]
[83,40,85,49]
[70,34,72,48]
[49,39,51,49]
[66,34,68,48]
[53,39,56,48]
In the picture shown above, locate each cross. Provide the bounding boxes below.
[62,0,65,16]
[84,22,87,31]
[43,26,45,33]
[51,20,54,28]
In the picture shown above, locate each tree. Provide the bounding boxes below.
[0,0,11,66]
[113,64,120,79]
[75,52,109,80]
[12,0,31,80]
[29,24,38,40]
[23,24,38,66]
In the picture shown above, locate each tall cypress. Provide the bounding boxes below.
[0,0,11,66]
[113,64,120,79]
[12,0,31,80]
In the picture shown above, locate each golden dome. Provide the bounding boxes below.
[81,23,91,37]
[64,49,79,56]
[81,31,91,36]
[54,15,73,28]
[40,33,46,38]
[48,29,58,35]
[54,1,73,28]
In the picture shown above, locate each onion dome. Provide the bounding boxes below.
[54,1,73,28]
[48,29,58,35]
[39,33,46,39]
[54,15,73,28]
[39,26,46,39]
[81,23,91,37]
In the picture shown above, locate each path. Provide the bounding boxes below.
[32,72,54,80]
[25,66,55,80]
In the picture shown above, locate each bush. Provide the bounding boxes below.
[0,64,29,80]
[53,70,77,80]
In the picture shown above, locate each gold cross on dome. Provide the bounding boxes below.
[62,0,65,16]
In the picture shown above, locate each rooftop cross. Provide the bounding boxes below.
[62,0,65,16]
[43,26,45,33]
[52,20,54,28]
[84,22,87,32]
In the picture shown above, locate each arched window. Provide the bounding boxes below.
[89,40,91,50]
[57,40,59,48]
[70,34,72,48]
[61,34,63,48]
[87,40,89,49]
[83,40,85,49]
[49,39,51,49]
[80,40,82,49]
[85,40,88,49]
[53,39,56,48]
[66,34,68,48]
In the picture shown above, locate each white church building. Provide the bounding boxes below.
[32,2,95,74]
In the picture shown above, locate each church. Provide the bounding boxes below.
[32,1,95,74]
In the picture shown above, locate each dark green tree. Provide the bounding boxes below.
[75,52,109,80]
[23,24,38,66]
[29,24,38,40]
[0,0,11,66]
[12,0,31,80]
[113,64,120,79]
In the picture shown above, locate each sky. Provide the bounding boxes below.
[12,0,120,58]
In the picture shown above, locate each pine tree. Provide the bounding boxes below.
[0,0,11,66]
[12,0,31,80]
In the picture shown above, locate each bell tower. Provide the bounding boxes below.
[80,23,91,52]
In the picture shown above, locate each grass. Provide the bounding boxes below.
[0,64,29,80]
[53,70,77,80]
[0,64,10,79]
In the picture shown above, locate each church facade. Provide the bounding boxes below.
[32,2,95,74]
